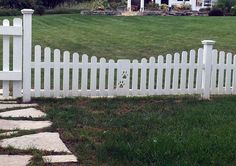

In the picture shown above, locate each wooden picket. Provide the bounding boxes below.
[0,18,23,99]
[1,9,236,102]
[27,43,234,99]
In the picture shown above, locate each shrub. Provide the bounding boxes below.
[35,5,45,15]
[146,2,159,11]
[231,6,236,15]
[161,4,168,12]
[216,0,236,13]
[172,3,191,11]
[0,8,21,16]
[208,8,224,16]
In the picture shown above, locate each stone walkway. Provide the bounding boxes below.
[0,102,78,165]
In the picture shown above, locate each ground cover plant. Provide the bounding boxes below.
[37,95,236,165]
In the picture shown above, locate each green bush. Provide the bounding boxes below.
[208,8,224,16]
[146,2,159,11]
[216,0,236,13]
[161,4,168,12]
[45,8,81,15]
[0,8,21,16]
[231,6,236,15]
[35,5,45,15]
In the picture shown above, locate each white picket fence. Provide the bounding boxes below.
[29,45,236,99]
[0,9,236,102]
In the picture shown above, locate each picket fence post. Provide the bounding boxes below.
[201,40,215,99]
[22,9,34,102]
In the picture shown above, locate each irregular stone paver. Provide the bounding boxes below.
[0,131,18,136]
[0,101,18,104]
[0,119,51,130]
[0,155,32,166]
[0,132,71,153]
[0,108,46,118]
[0,104,38,110]
[43,155,77,163]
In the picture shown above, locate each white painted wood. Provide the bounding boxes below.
[63,51,70,97]
[201,40,215,99]
[0,26,22,36]
[131,60,139,96]
[34,45,42,97]
[188,50,195,94]
[148,57,155,95]
[53,49,61,97]
[22,9,34,102]
[232,55,236,94]
[13,18,23,98]
[180,51,187,94]
[196,48,203,93]
[140,58,147,95]
[157,56,164,95]
[210,49,218,94]
[225,53,232,94]
[2,19,10,97]
[44,47,51,97]
[117,60,130,96]
[173,53,180,94]
[108,59,115,96]
[90,56,97,96]
[99,58,106,96]
[164,54,172,94]
[218,51,225,94]
[72,53,79,96]
[81,54,88,96]
[0,72,22,80]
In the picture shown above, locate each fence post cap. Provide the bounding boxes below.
[21,9,34,14]
[201,40,216,45]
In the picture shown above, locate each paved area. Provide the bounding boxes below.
[0,108,46,118]
[0,155,32,166]
[0,119,52,130]
[0,102,78,165]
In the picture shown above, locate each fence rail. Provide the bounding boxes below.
[0,10,236,102]
[27,43,236,99]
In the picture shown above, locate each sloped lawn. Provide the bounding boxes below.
[37,95,236,165]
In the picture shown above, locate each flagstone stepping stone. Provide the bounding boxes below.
[0,108,46,118]
[0,100,18,104]
[0,119,51,130]
[0,104,38,110]
[0,155,32,166]
[43,155,77,163]
[0,131,18,136]
[0,132,71,153]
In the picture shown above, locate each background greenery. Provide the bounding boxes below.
[0,14,236,61]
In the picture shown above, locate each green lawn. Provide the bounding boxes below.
[38,95,236,165]
[1,15,236,60]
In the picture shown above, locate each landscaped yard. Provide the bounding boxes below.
[0,14,236,60]
[0,14,236,165]
[38,95,236,165]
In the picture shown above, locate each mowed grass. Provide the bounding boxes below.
[38,96,236,165]
[0,15,236,60]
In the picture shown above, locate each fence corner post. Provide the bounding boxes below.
[201,40,215,100]
[21,9,34,102]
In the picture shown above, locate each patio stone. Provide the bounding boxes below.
[0,108,46,118]
[43,155,77,163]
[0,155,32,166]
[0,119,51,130]
[0,132,71,153]
[0,104,38,110]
